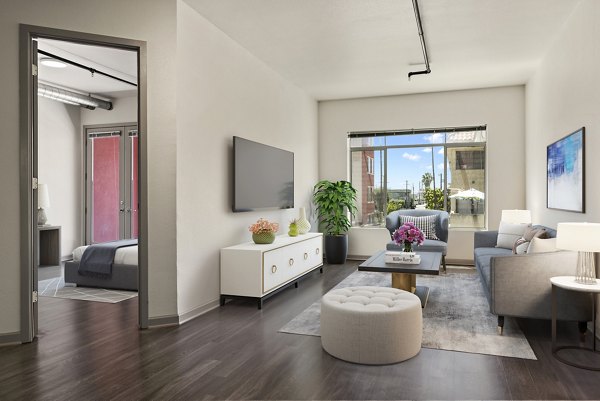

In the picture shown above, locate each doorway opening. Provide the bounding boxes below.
[20,25,148,342]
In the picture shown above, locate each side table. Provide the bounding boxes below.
[551,275,600,371]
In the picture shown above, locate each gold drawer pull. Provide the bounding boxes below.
[271,265,277,273]
[289,258,294,266]
[304,252,308,260]
[316,248,320,255]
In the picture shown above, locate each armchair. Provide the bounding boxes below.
[385,209,449,272]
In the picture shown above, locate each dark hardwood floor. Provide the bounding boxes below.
[1,261,599,400]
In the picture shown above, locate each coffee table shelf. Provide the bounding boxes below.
[358,250,442,308]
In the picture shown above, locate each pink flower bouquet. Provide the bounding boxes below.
[249,218,279,234]
[392,222,425,253]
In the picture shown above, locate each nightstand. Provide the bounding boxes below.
[38,225,61,267]
[551,275,600,371]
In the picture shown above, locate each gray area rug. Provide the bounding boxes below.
[38,277,138,303]
[279,269,537,360]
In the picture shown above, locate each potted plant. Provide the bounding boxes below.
[249,218,279,244]
[313,180,357,264]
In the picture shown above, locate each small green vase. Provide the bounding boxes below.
[288,223,298,237]
[252,232,275,244]
[403,241,413,253]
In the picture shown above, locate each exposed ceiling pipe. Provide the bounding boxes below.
[408,0,431,80]
[38,82,113,110]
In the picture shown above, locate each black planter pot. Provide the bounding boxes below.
[324,234,348,264]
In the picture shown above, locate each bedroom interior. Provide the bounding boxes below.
[2,0,600,399]
[36,38,141,305]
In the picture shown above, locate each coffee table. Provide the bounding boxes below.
[358,250,442,307]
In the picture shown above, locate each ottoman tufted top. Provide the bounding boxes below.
[322,286,421,313]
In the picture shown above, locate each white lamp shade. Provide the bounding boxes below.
[556,222,600,252]
[501,209,531,224]
[38,183,50,209]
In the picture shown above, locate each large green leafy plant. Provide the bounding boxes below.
[313,180,358,236]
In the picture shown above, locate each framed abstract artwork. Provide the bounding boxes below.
[547,127,585,213]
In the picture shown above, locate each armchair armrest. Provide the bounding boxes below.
[474,230,498,249]
[490,251,592,321]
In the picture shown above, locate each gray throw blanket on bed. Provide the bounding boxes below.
[79,239,138,278]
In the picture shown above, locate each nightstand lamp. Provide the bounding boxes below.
[556,222,600,285]
[38,183,50,226]
[501,209,532,224]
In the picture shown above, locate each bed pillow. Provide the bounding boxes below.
[512,227,548,254]
[496,222,531,249]
[528,237,558,253]
[399,215,439,240]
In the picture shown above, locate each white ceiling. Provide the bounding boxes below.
[37,38,137,99]
[185,0,581,100]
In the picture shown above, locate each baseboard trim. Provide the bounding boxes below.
[0,331,22,346]
[148,314,179,328]
[347,255,368,261]
[178,299,220,325]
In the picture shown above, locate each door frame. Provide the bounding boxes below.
[19,24,149,342]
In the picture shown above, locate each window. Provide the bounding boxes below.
[366,156,374,175]
[349,127,487,229]
[367,186,374,203]
[456,150,485,170]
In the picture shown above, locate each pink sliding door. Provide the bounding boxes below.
[86,125,138,244]
[90,135,121,243]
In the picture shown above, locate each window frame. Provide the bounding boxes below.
[348,131,487,229]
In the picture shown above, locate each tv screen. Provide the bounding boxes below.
[233,137,294,212]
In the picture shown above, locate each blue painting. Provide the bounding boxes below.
[547,128,585,212]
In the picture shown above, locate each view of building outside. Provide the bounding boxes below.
[349,129,486,229]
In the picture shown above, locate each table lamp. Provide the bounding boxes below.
[38,183,50,226]
[501,209,532,224]
[556,222,600,284]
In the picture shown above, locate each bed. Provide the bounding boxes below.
[64,244,139,291]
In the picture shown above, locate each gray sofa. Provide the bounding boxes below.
[474,226,592,332]
[386,209,449,272]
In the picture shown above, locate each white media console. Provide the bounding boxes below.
[220,233,323,309]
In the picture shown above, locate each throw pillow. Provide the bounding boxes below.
[528,237,558,253]
[496,221,531,249]
[399,215,439,240]
[512,227,548,254]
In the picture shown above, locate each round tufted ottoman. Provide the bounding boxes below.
[320,286,422,364]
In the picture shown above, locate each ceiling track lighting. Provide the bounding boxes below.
[408,0,431,80]
[37,49,137,87]
[38,82,113,110]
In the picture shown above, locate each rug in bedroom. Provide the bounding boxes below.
[38,277,138,303]
[279,270,537,360]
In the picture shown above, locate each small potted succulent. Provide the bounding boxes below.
[392,222,425,253]
[249,218,279,244]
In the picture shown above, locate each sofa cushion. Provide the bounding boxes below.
[399,215,439,240]
[528,237,558,253]
[474,247,512,290]
[512,227,548,254]
[387,239,447,255]
[496,222,531,249]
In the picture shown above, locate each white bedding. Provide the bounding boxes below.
[72,245,138,265]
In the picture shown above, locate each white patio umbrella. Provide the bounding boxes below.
[449,188,485,199]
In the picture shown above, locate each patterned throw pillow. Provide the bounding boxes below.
[399,215,439,240]
[512,227,548,254]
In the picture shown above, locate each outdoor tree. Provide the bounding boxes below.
[421,172,433,189]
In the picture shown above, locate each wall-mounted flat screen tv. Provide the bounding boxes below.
[233,136,294,212]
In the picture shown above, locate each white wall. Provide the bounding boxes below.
[526,0,600,228]
[0,0,178,335]
[38,97,82,258]
[81,95,137,126]
[176,1,319,318]
[525,0,600,332]
[319,86,526,262]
